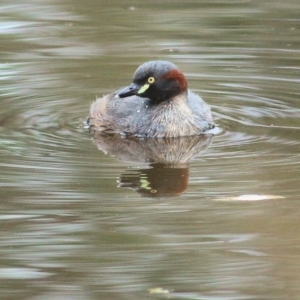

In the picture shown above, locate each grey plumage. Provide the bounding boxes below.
[88,61,214,138]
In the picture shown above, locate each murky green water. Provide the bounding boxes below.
[0,0,299,299]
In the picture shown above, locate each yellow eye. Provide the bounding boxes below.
[147,77,155,84]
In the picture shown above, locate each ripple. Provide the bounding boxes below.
[0,268,51,279]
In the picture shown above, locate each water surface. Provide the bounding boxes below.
[0,0,300,299]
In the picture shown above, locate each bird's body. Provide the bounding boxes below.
[88,61,214,138]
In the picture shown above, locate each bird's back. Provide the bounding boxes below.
[88,89,214,138]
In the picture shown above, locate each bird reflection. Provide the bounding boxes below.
[89,129,214,197]
[118,163,189,197]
